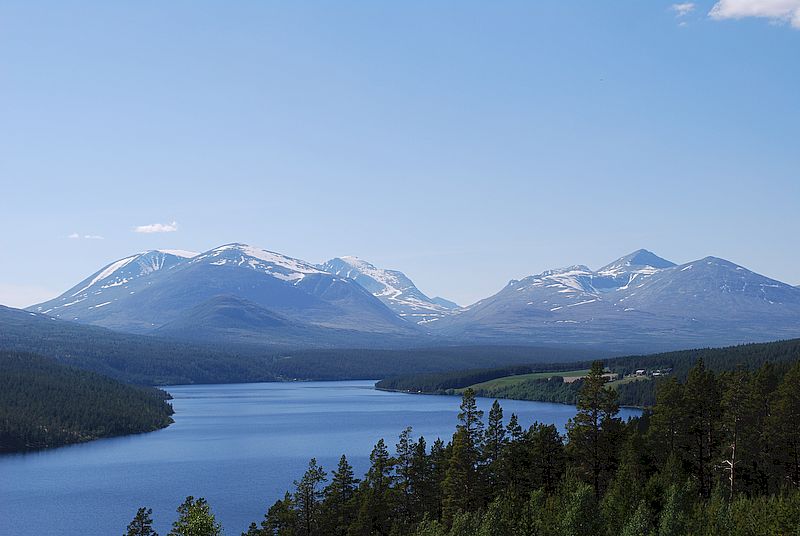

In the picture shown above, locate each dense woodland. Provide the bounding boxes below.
[0,307,593,384]
[0,351,174,453]
[377,338,800,407]
[127,359,800,536]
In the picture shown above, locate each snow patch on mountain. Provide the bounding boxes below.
[193,244,325,283]
[320,256,458,324]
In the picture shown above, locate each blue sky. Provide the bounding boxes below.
[1,1,799,307]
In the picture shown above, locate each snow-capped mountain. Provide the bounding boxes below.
[320,256,458,324]
[31,243,420,344]
[36,249,198,318]
[27,246,800,352]
[431,249,800,351]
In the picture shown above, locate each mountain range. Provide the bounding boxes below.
[27,245,800,352]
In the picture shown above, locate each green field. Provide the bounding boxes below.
[607,374,652,388]
[461,369,591,392]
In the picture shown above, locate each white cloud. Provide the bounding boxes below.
[68,232,104,240]
[671,3,697,16]
[134,221,178,233]
[710,0,800,28]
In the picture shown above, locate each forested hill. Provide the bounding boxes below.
[0,305,280,384]
[0,306,596,385]
[376,338,800,407]
[0,351,174,453]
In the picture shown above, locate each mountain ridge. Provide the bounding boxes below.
[26,246,800,352]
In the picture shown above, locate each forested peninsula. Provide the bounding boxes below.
[0,351,174,453]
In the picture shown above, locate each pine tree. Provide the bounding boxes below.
[682,359,721,498]
[125,507,158,536]
[566,361,622,498]
[529,422,566,495]
[409,436,431,522]
[483,400,507,495]
[294,458,327,536]
[649,376,684,462]
[428,438,449,519]
[241,522,262,536]
[168,496,221,536]
[351,439,396,535]
[769,361,800,488]
[443,390,486,520]
[720,368,754,494]
[395,427,416,524]
[323,455,358,536]
[750,363,781,494]
[457,388,484,446]
[265,492,299,535]
[506,413,523,442]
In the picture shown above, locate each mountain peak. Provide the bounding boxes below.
[599,249,676,274]
[152,249,198,259]
[197,243,324,278]
[321,256,458,323]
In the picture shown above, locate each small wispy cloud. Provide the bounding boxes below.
[134,221,178,234]
[68,233,104,240]
[710,0,800,28]
[671,2,697,17]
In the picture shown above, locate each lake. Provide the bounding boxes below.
[0,380,641,535]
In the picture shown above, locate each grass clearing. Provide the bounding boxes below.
[460,369,591,392]
[607,375,652,388]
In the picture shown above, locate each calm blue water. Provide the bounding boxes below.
[0,380,641,535]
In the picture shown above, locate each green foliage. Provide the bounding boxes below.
[620,501,652,536]
[129,354,800,536]
[168,496,221,536]
[377,338,800,407]
[559,483,600,536]
[0,351,173,453]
